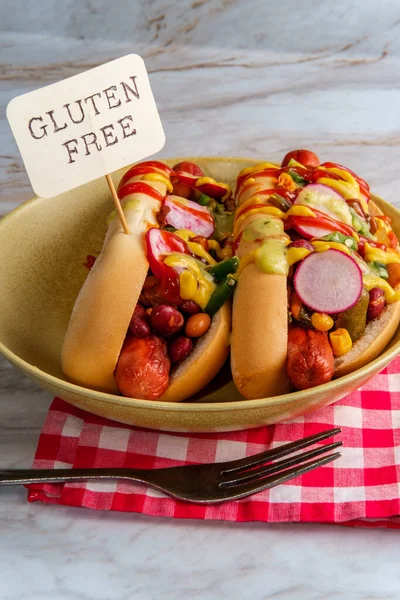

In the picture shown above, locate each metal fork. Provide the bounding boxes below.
[0,428,341,504]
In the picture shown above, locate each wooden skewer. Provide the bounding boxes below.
[105,174,130,235]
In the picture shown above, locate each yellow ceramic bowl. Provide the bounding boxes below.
[1,157,399,432]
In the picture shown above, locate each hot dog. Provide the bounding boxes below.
[231,150,400,399]
[62,160,235,402]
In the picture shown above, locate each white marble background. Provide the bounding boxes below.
[2,1,400,598]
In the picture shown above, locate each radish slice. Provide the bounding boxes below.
[196,180,229,200]
[146,227,190,279]
[295,183,352,226]
[291,222,335,240]
[172,170,199,187]
[294,249,363,314]
[163,195,214,238]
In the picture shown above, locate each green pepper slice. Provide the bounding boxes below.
[204,274,237,316]
[320,231,358,251]
[206,257,239,280]
[368,261,389,279]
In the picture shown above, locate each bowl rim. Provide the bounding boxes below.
[1,155,400,413]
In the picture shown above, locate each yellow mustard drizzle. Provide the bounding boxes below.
[316,177,358,200]
[187,242,217,265]
[317,166,366,204]
[164,254,216,308]
[142,172,173,193]
[195,177,231,201]
[363,274,400,303]
[237,163,279,179]
[174,229,196,241]
[285,205,316,218]
[312,241,351,255]
[237,196,264,211]
[287,247,311,265]
[317,167,359,190]
[208,239,222,253]
[179,270,198,300]
[363,243,400,265]
[172,229,217,264]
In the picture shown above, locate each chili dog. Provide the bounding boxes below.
[62,160,235,402]
[231,149,400,399]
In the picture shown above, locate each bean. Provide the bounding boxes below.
[150,304,185,337]
[367,288,385,321]
[129,305,151,338]
[180,300,201,315]
[289,239,314,251]
[169,336,193,363]
[185,313,211,338]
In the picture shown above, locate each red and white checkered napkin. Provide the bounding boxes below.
[27,357,400,528]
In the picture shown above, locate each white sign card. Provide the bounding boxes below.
[7,54,166,198]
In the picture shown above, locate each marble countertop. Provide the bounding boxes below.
[2,1,400,598]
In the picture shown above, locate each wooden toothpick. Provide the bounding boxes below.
[105,174,130,235]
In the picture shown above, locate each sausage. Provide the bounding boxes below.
[287,326,334,390]
[281,149,320,167]
[115,335,170,400]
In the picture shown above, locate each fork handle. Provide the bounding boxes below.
[0,468,151,486]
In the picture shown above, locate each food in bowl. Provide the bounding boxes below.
[231,149,400,399]
[61,151,400,403]
[61,160,234,401]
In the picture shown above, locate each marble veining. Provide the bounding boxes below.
[2,1,400,598]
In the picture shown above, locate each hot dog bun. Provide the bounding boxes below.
[231,266,290,399]
[62,165,231,402]
[161,302,231,402]
[230,158,400,399]
[62,181,164,394]
[334,199,400,377]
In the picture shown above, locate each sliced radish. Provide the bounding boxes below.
[294,249,363,314]
[291,221,335,240]
[196,179,230,200]
[146,228,190,279]
[295,183,352,226]
[163,195,214,237]
[172,170,199,187]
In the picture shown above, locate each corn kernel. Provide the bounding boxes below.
[329,328,353,357]
[219,246,233,259]
[311,313,334,332]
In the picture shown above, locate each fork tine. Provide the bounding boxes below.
[220,441,342,487]
[217,452,341,502]
[222,427,341,474]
